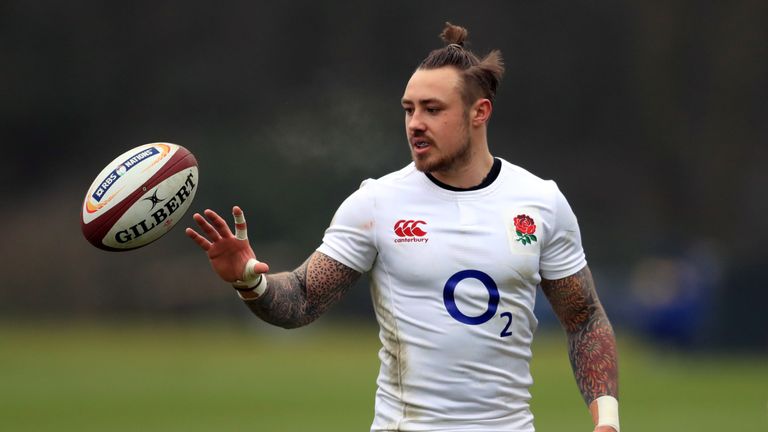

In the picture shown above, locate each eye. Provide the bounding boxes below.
[403,107,414,115]
[426,107,441,114]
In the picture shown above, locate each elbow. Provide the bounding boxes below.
[275,320,305,330]
[270,315,316,330]
[276,305,321,329]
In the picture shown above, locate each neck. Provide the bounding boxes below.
[430,144,494,189]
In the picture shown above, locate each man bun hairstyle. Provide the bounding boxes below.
[440,22,468,46]
[419,22,505,107]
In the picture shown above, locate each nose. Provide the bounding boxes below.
[407,111,426,133]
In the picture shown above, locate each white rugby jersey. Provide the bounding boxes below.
[317,158,587,432]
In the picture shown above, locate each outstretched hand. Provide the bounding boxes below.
[185,206,270,284]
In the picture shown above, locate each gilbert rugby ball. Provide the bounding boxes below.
[81,142,199,251]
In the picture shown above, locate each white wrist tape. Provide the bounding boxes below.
[232,258,267,296]
[595,395,620,432]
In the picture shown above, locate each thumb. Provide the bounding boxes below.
[252,260,270,275]
[243,259,270,280]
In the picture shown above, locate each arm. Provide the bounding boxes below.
[185,206,361,329]
[242,251,361,328]
[540,265,619,432]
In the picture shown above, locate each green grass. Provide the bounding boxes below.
[1,321,766,431]
[530,332,768,431]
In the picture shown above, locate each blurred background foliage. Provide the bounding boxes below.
[1,1,767,430]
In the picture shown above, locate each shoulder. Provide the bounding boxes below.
[495,158,580,238]
[363,162,421,186]
[497,158,563,200]
[354,162,424,195]
[334,163,421,211]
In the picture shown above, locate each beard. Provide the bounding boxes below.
[413,131,473,174]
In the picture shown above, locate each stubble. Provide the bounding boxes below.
[413,121,472,174]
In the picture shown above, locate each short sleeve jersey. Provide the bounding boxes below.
[317,159,587,432]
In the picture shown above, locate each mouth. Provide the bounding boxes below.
[410,138,431,154]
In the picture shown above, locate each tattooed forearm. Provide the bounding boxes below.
[243,252,361,329]
[541,266,619,405]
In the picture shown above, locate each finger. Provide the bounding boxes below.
[204,209,234,238]
[233,206,248,240]
[193,212,221,242]
[185,227,212,251]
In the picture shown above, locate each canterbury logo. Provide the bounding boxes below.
[394,220,427,237]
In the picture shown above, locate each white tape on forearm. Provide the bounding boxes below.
[596,395,620,432]
[232,258,267,295]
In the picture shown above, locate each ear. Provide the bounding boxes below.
[470,99,493,126]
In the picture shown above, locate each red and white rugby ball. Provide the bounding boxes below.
[81,142,199,251]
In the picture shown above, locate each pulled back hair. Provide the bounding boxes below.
[419,22,505,107]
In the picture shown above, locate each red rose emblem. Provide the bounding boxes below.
[513,214,538,245]
[514,215,536,235]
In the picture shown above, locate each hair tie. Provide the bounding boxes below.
[448,43,463,50]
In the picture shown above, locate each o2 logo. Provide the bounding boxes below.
[443,270,513,338]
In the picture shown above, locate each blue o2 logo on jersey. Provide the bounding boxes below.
[443,270,499,325]
[443,269,513,337]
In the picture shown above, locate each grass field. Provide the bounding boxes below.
[1,320,766,431]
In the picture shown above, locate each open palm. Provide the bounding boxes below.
[185,206,269,283]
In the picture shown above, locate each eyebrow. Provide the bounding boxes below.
[401,97,444,105]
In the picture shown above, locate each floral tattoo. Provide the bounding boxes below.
[541,266,619,404]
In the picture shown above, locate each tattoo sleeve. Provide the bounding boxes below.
[243,251,361,329]
[541,265,619,405]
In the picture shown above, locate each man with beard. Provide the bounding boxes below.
[186,22,620,432]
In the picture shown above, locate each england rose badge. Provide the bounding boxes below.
[513,214,537,245]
